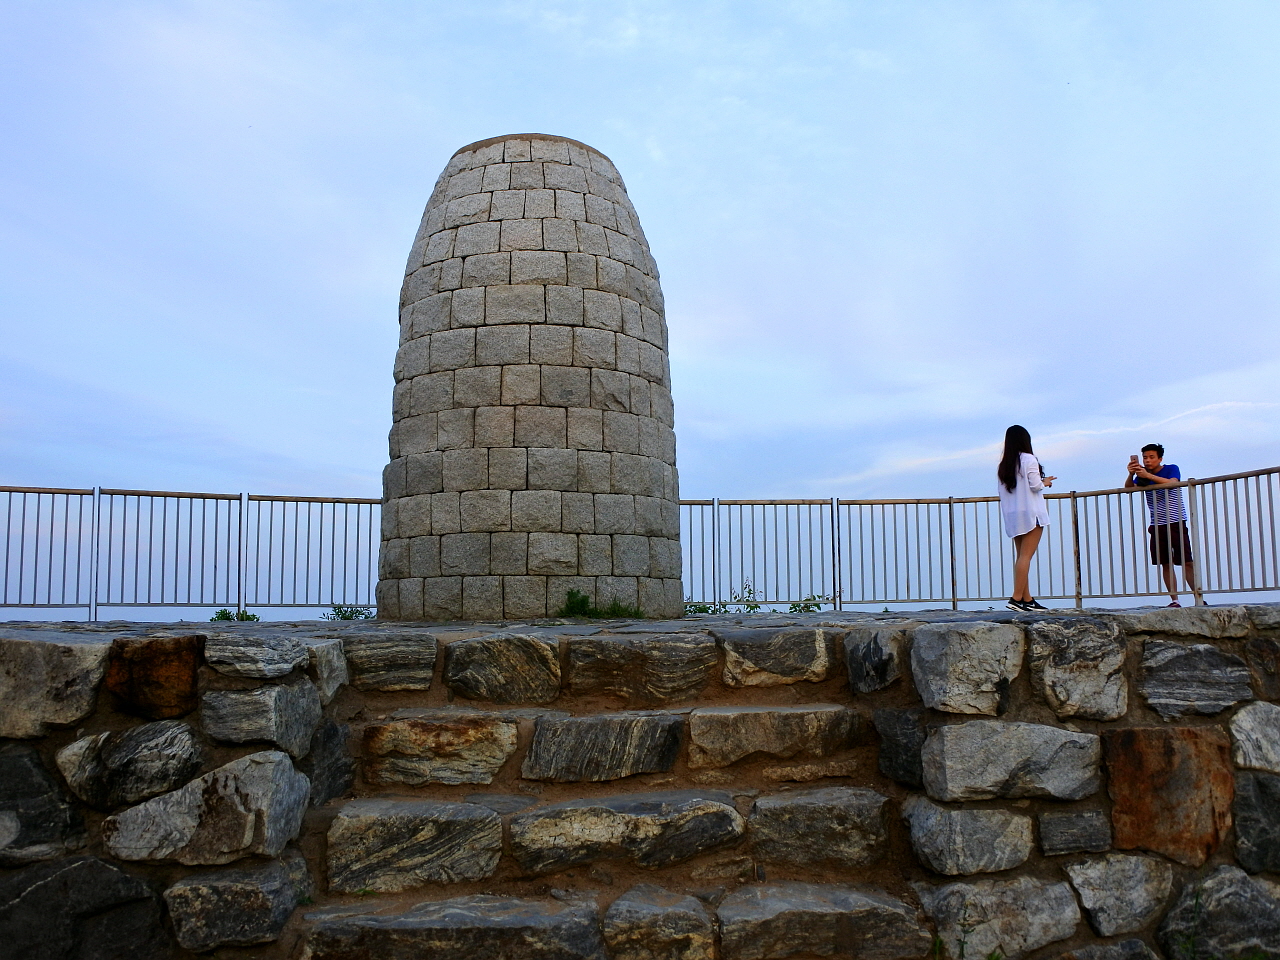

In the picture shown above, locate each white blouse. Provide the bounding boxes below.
[999,452,1050,538]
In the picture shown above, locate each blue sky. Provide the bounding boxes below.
[3,0,1279,502]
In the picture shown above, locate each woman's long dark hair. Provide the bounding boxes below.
[998,425,1039,493]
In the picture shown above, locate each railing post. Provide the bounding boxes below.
[830,497,842,611]
[947,497,958,610]
[1185,478,1206,606]
[1071,491,1083,609]
[88,487,100,622]
[236,493,248,615]
[711,498,720,608]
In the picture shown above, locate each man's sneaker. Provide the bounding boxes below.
[1022,598,1049,611]
[1006,598,1030,611]
[1166,601,1182,608]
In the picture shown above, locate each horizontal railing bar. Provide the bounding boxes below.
[680,500,714,506]
[715,499,832,506]
[99,488,241,500]
[247,494,380,504]
[0,485,95,495]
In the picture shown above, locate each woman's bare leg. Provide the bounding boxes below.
[1012,525,1045,601]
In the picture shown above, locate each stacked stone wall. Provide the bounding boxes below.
[4,605,1280,958]
[378,134,683,621]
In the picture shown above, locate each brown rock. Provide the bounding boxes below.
[362,710,519,785]
[1103,726,1233,866]
[105,634,204,719]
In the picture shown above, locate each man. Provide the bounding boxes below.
[1125,443,1200,607]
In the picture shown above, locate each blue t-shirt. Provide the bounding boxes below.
[1134,463,1186,524]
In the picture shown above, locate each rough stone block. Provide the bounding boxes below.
[490,188,524,219]
[442,532,491,575]
[487,284,545,324]
[202,678,323,758]
[1123,604,1252,637]
[1103,725,1233,866]
[922,720,1100,801]
[0,743,85,865]
[423,576,464,619]
[1038,808,1111,855]
[445,633,560,703]
[297,718,355,807]
[1234,770,1280,873]
[750,787,889,869]
[529,531,579,575]
[712,627,839,687]
[718,882,932,960]
[327,798,502,892]
[163,851,313,951]
[504,575,549,618]
[512,489,563,532]
[872,707,926,788]
[343,631,438,691]
[460,490,512,532]
[1064,853,1172,937]
[687,705,858,770]
[1158,865,1280,959]
[902,795,1032,875]
[104,633,203,719]
[303,637,349,703]
[103,751,309,865]
[299,895,606,960]
[1139,639,1252,719]
[910,621,1024,715]
[515,404,567,448]
[363,709,519,786]
[1230,700,1280,773]
[579,451,613,492]
[603,884,713,960]
[463,575,503,620]
[0,856,172,960]
[845,625,911,693]
[1053,941,1159,960]
[596,493,636,533]
[915,876,1080,960]
[0,629,110,738]
[55,720,202,810]
[568,632,717,703]
[205,632,309,679]
[1026,617,1128,720]
[510,790,744,873]
[522,712,683,781]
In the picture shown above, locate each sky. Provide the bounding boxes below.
[3,0,1279,505]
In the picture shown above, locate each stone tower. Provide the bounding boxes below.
[377,134,683,621]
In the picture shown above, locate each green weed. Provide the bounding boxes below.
[209,608,260,621]
[555,589,644,619]
[322,605,375,620]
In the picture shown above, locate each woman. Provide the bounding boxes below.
[997,425,1056,611]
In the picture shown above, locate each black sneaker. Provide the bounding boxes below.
[1006,598,1030,611]
[1022,598,1049,611]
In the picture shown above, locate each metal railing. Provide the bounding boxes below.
[681,466,1280,609]
[5,465,1278,617]
[2,487,379,617]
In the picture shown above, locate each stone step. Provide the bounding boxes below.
[298,881,933,960]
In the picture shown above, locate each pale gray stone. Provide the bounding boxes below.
[55,720,202,809]
[343,631,438,691]
[202,678,323,758]
[1139,639,1252,719]
[1230,700,1280,773]
[567,632,717,703]
[1065,853,1172,936]
[750,787,889,869]
[327,798,501,892]
[1026,617,1128,720]
[299,895,606,960]
[1038,808,1111,855]
[1123,604,1252,637]
[204,632,309,679]
[445,633,561,703]
[845,624,912,693]
[712,627,838,687]
[910,621,1024,715]
[0,629,109,738]
[103,750,310,865]
[0,743,85,865]
[509,790,744,873]
[603,884,713,960]
[363,709,519,785]
[915,876,1081,960]
[1158,865,1280,958]
[901,795,1033,875]
[163,850,313,951]
[688,705,858,769]
[303,637,349,703]
[522,712,682,781]
[718,882,932,960]
[1054,942,1159,960]
[922,720,1101,801]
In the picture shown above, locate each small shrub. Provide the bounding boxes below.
[788,593,830,613]
[210,608,260,622]
[554,589,644,619]
[322,605,375,620]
